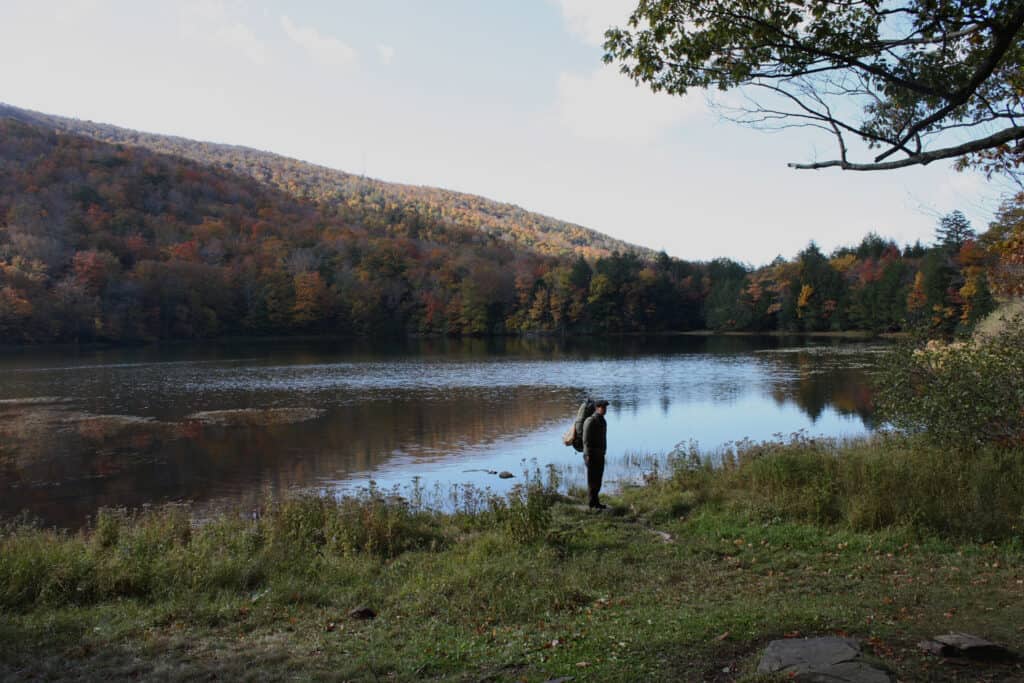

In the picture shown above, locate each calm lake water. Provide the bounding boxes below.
[0,336,883,527]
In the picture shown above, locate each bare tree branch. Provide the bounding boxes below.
[875,2,1024,162]
[790,125,1024,171]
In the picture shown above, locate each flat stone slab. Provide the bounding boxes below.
[758,637,893,682]
[919,633,1016,661]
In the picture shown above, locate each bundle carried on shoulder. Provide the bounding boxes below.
[561,398,596,452]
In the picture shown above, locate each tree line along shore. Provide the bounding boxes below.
[2,117,1022,346]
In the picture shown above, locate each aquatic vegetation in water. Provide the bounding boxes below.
[0,397,74,406]
[69,414,160,440]
[187,407,326,426]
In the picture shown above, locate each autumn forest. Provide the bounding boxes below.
[1,106,1022,345]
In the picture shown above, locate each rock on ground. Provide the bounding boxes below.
[347,606,376,620]
[918,633,1016,660]
[757,636,893,682]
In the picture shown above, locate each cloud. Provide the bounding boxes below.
[216,22,267,64]
[178,1,267,65]
[281,15,356,69]
[54,0,104,24]
[377,44,395,65]
[182,0,227,22]
[557,66,701,142]
[553,0,636,46]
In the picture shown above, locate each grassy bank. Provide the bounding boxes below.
[2,436,1024,681]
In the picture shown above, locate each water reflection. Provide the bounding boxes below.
[0,336,882,527]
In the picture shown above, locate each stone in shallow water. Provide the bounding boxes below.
[757,637,893,682]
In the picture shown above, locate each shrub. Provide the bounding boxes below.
[185,516,266,593]
[327,493,440,558]
[91,505,194,599]
[0,527,94,608]
[264,490,443,560]
[504,483,553,544]
[266,495,329,557]
[93,508,124,549]
[876,314,1024,448]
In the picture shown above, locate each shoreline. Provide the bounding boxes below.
[674,329,906,339]
[0,328,903,352]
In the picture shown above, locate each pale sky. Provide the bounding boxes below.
[0,0,1012,265]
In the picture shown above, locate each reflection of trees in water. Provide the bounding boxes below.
[579,335,879,424]
[0,388,573,528]
[335,333,834,361]
[761,351,877,424]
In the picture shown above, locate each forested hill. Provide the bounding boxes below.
[0,105,1019,345]
[0,113,703,343]
[0,103,646,260]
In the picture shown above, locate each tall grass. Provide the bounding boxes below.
[644,432,1024,540]
[4,432,1022,615]
[0,471,562,612]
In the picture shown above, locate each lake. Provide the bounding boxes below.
[0,336,883,527]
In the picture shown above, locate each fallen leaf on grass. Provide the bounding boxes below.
[867,636,895,658]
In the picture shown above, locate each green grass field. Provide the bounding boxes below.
[3,435,1023,681]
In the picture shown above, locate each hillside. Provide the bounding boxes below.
[0,104,1015,345]
[0,103,649,260]
[0,113,706,344]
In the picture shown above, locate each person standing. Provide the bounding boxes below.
[582,399,609,510]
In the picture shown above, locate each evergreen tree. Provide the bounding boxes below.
[795,243,847,331]
[935,211,976,252]
[902,241,927,259]
[703,258,749,330]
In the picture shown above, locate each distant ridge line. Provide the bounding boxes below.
[0,102,653,260]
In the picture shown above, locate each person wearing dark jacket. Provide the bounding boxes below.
[582,399,609,509]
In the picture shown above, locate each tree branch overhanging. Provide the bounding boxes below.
[789,125,1024,171]
[873,1,1024,162]
[605,0,1024,175]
